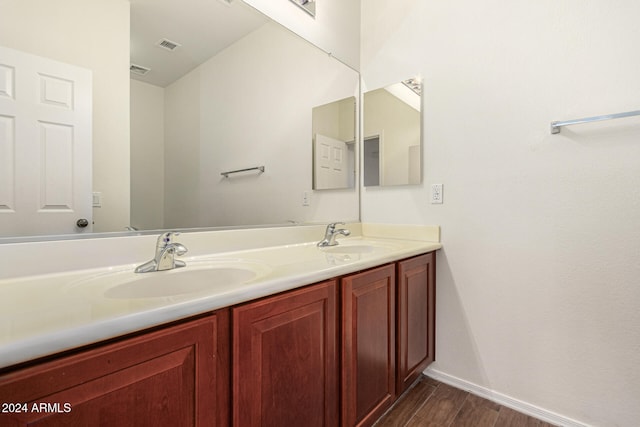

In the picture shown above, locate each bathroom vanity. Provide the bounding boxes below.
[0,225,439,426]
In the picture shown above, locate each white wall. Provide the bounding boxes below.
[164,22,360,228]
[313,97,356,143]
[163,67,202,228]
[243,0,360,69]
[130,80,165,230]
[361,1,640,426]
[0,0,130,233]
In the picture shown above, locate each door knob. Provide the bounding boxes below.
[76,218,89,228]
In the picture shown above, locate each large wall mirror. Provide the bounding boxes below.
[363,78,421,187]
[0,0,359,241]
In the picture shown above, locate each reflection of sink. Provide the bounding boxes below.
[67,260,270,299]
[320,242,399,255]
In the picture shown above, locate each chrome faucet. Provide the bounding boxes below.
[135,232,188,273]
[317,222,351,247]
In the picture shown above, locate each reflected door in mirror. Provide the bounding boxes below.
[312,96,356,190]
[314,134,350,189]
[363,136,380,186]
[0,46,92,237]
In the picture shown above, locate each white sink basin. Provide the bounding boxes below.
[105,267,256,299]
[320,241,399,255]
[66,260,271,299]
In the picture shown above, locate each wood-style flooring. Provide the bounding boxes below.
[374,376,557,427]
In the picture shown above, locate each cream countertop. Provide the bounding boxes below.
[0,223,441,369]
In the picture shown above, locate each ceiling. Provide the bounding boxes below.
[130,0,268,87]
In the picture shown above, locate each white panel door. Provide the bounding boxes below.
[314,134,349,190]
[0,46,92,237]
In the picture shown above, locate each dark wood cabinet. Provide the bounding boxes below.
[232,280,339,427]
[396,252,436,394]
[0,311,230,427]
[0,251,436,427]
[341,264,396,427]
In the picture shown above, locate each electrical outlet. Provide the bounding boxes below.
[430,184,443,204]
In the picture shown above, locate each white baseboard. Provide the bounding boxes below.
[423,367,591,427]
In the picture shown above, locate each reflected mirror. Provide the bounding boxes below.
[363,78,421,187]
[0,0,359,241]
[312,96,357,190]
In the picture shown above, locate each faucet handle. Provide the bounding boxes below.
[157,231,180,247]
[170,243,188,257]
[327,222,345,230]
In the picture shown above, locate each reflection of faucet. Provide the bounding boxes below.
[317,222,351,247]
[135,232,188,273]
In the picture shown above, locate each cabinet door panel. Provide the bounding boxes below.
[233,280,338,427]
[397,252,436,393]
[0,312,229,427]
[342,264,396,427]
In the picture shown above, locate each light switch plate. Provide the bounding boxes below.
[92,192,102,207]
